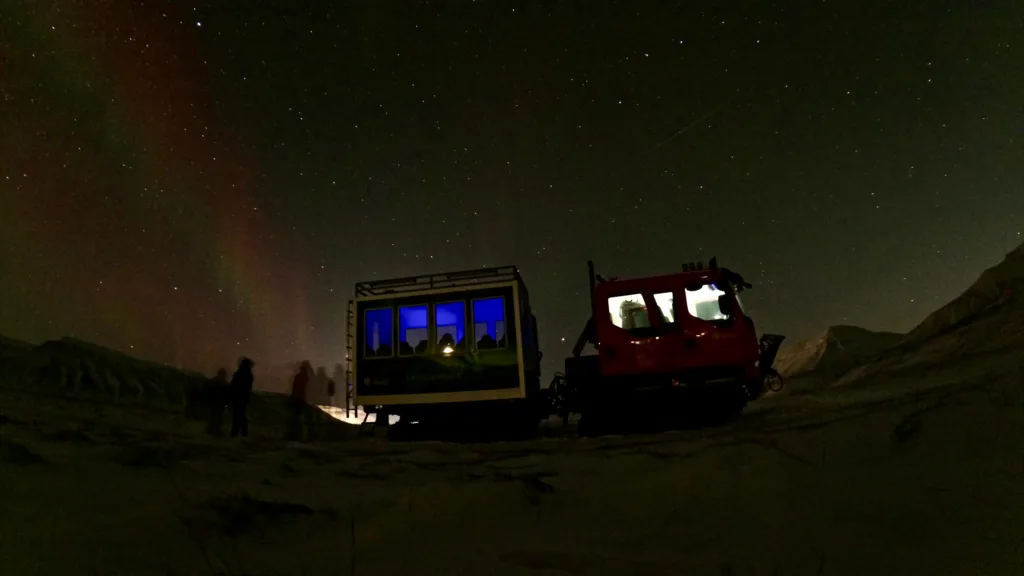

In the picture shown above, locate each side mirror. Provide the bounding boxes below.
[718,295,735,316]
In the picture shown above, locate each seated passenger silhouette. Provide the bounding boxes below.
[477,334,497,350]
[497,335,507,348]
[414,339,428,354]
[438,333,456,350]
[455,337,467,352]
[399,341,414,355]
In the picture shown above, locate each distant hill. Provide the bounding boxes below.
[837,242,1024,386]
[907,242,1024,344]
[8,337,209,406]
[774,325,904,389]
[0,336,356,438]
[0,335,34,359]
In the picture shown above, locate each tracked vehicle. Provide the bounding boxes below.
[348,266,545,433]
[345,260,784,437]
[552,258,785,434]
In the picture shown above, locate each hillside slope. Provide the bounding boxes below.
[0,335,34,359]
[10,337,208,406]
[837,242,1024,386]
[907,242,1024,343]
[773,325,903,388]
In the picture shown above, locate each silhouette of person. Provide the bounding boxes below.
[331,363,345,409]
[229,357,255,438]
[439,333,456,353]
[477,333,497,349]
[287,361,312,441]
[206,368,229,436]
[314,366,329,406]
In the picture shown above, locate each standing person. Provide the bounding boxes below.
[206,368,230,436]
[327,374,337,408]
[229,357,255,438]
[331,364,345,410]
[287,361,311,441]
[310,366,330,440]
[313,366,329,407]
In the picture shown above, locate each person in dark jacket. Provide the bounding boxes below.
[206,368,230,436]
[229,357,255,438]
[287,361,312,441]
[331,363,345,410]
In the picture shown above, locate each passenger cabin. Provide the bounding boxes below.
[353,266,541,412]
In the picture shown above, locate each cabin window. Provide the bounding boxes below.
[608,294,650,330]
[685,283,730,321]
[398,305,429,355]
[435,301,467,353]
[472,297,506,349]
[653,292,675,324]
[364,308,394,357]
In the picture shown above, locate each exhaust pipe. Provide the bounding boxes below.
[587,260,596,299]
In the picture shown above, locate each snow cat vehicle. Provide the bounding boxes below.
[552,258,785,434]
[347,265,546,436]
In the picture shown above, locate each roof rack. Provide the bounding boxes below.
[355,265,525,297]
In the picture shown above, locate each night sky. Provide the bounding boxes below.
[1,2,1021,378]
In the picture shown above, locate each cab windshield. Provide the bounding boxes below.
[606,292,675,331]
[685,283,732,322]
[608,295,652,329]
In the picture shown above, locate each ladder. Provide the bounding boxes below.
[347,299,381,438]
[345,299,354,418]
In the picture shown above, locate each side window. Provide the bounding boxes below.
[653,292,675,324]
[398,305,429,355]
[607,294,650,329]
[364,308,394,357]
[435,301,466,354]
[472,297,506,349]
[685,283,730,321]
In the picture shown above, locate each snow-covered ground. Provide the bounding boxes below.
[1,243,1021,574]
[0,368,1020,575]
[320,404,400,426]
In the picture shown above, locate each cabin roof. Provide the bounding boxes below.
[355,265,528,299]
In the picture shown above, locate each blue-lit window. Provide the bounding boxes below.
[399,305,429,355]
[364,308,393,357]
[435,301,467,353]
[472,297,506,350]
